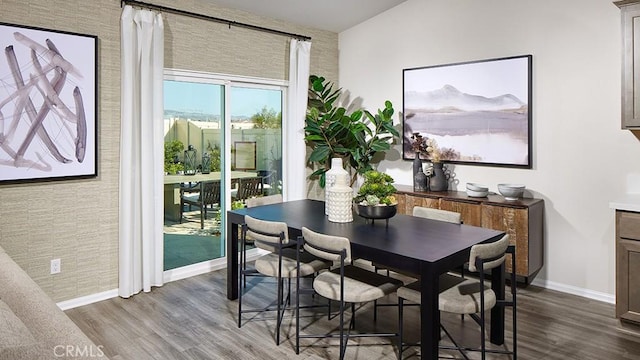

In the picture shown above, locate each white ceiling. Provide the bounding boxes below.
[204,0,407,33]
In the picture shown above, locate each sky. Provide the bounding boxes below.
[403,55,530,102]
[164,81,282,117]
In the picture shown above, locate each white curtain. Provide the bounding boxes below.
[285,39,311,201]
[119,5,165,298]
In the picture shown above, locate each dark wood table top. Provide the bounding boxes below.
[227,199,504,274]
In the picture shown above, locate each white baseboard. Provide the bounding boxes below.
[58,250,268,311]
[57,289,119,311]
[163,249,266,283]
[530,278,615,304]
[163,258,227,283]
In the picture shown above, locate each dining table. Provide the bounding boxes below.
[164,171,256,221]
[226,199,507,359]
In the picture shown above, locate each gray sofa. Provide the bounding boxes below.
[0,245,108,359]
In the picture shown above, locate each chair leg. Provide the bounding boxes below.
[296,273,300,354]
[339,299,346,360]
[243,242,247,287]
[276,276,283,345]
[398,297,404,359]
[200,205,205,229]
[374,299,378,322]
[513,287,518,359]
[480,309,486,360]
[238,262,243,328]
[351,303,356,330]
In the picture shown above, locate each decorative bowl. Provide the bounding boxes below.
[355,204,397,220]
[466,189,489,198]
[466,182,488,192]
[497,183,525,200]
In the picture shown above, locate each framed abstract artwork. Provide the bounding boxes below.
[0,22,97,183]
[403,54,532,168]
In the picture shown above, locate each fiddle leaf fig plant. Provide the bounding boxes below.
[305,75,399,187]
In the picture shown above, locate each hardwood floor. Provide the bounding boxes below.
[66,269,640,360]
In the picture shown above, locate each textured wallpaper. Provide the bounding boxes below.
[0,0,338,302]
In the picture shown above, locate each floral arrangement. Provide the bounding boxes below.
[354,170,397,206]
[410,132,442,162]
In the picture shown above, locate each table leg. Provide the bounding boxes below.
[490,262,505,345]
[420,264,439,360]
[163,184,181,221]
[226,219,239,300]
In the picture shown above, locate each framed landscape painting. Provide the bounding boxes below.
[0,22,97,183]
[402,54,532,168]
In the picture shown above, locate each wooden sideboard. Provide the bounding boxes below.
[395,185,544,283]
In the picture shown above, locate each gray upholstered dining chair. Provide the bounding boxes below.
[256,169,277,195]
[295,227,403,359]
[397,234,517,360]
[241,194,284,286]
[412,206,462,224]
[244,194,283,208]
[374,206,462,274]
[238,216,330,345]
[372,206,463,319]
[235,176,264,201]
[179,180,221,229]
[413,206,465,277]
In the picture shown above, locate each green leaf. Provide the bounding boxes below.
[312,77,325,92]
[333,107,346,119]
[333,146,352,153]
[382,122,400,136]
[307,99,324,110]
[310,168,326,177]
[308,145,331,162]
[370,141,391,151]
[350,110,363,122]
[305,134,325,141]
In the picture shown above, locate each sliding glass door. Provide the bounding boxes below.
[163,79,225,270]
[162,71,285,271]
[230,86,282,198]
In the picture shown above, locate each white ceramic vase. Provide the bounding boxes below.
[325,157,349,215]
[327,174,353,223]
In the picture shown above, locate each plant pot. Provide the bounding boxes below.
[429,162,448,191]
[355,204,397,220]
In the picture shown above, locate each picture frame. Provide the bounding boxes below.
[403,54,532,168]
[0,22,98,183]
[234,141,256,170]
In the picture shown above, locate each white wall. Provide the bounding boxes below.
[339,0,640,299]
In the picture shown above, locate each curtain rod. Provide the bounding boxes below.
[120,0,311,41]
